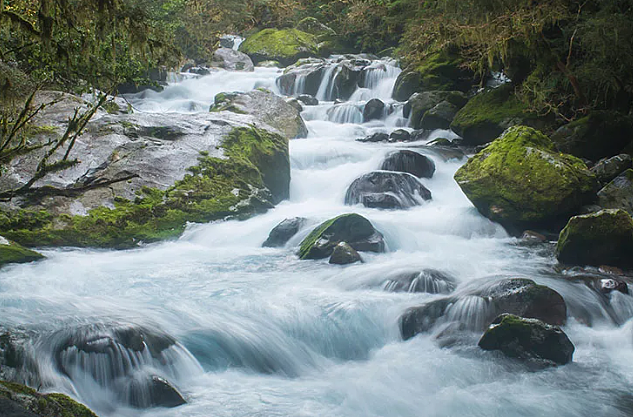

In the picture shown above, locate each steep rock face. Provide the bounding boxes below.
[211,89,308,139]
[478,314,575,366]
[239,29,321,66]
[454,126,598,232]
[299,214,385,260]
[450,84,539,146]
[0,92,291,249]
[556,209,633,268]
[551,111,633,161]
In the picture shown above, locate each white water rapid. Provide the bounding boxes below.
[2,57,633,417]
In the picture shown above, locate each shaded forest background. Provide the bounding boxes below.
[1,0,633,120]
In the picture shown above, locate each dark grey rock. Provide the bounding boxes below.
[329,242,362,265]
[381,150,436,179]
[363,99,385,122]
[263,217,307,248]
[389,129,411,142]
[597,169,633,216]
[297,94,319,106]
[345,171,432,209]
[592,154,632,184]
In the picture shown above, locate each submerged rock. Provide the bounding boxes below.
[239,28,321,66]
[556,209,633,268]
[0,380,97,416]
[211,89,308,139]
[0,237,44,267]
[329,242,362,265]
[478,314,575,366]
[454,126,598,232]
[551,111,633,161]
[126,375,186,409]
[299,214,385,260]
[400,278,567,340]
[450,84,539,146]
[262,217,307,248]
[210,48,254,72]
[383,269,456,294]
[345,171,432,209]
[597,169,633,215]
[357,132,389,143]
[380,150,436,179]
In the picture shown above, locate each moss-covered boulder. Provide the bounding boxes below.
[0,237,44,267]
[551,111,633,161]
[211,89,308,139]
[454,126,598,232]
[478,314,575,366]
[0,380,97,417]
[239,28,321,67]
[392,51,473,101]
[299,214,385,260]
[450,84,539,146]
[556,209,633,268]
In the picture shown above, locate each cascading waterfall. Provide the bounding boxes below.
[2,54,633,417]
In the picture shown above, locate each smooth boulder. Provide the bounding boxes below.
[380,150,436,179]
[363,98,385,122]
[329,242,362,265]
[597,169,633,215]
[389,129,411,142]
[262,217,307,248]
[299,214,385,260]
[556,209,633,268]
[345,171,432,209]
[479,314,575,366]
[454,126,598,231]
[400,278,567,340]
[210,48,254,72]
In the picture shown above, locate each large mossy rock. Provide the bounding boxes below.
[0,237,44,267]
[239,28,320,66]
[211,89,308,139]
[551,111,633,161]
[0,380,97,417]
[478,314,575,366]
[454,126,598,232]
[597,169,633,215]
[450,84,537,146]
[556,209,633,268]
[298,214,385,260]
[0,94,291,249]
[400,278,567,340]
[392,51,473,101]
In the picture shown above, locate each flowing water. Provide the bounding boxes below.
[2,58,633,417]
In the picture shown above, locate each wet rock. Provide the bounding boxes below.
[329,242,362,265]
[597,169,633,215]
[591,154,632,184]
[478,314,575,366]
[345,171,432,209]
[389,129,411,142]
[363,98,385,122]
[410,130,430,142]
[210,48,254,72]
[454,126,598,232]
[381,150,436,179]
[556,209,633,268]
[127,375,186,409]
[211,89,308,139]
[0,237,44,267]
[297,94,319,106]
[286,98,303,113]
[357,132,389,143]
[262,217,307,248]
[400,278,567,340]
[383,269,456,294]
[428,138,458,148]
[405,91,467,130]
[450,84,541,146]
[551,111,633,161]
[520,230,548,244]
[299,213,385,260]
[276,59,326,96]
[599,278,629,295]
[239,28,320,66]
[0,380,98,416]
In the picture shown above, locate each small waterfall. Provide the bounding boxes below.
[327,104,363,124]
[316,65,341,101]
[445,296,491,331]
[293,74,307,96]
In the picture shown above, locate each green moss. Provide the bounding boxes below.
[454,126,598,230]
[1,126,289,249]
[453,85,526,128]
[102,101,121,114]
[299,215,343,260]
[415,51,466,91]
[0,240,45,267]
[0,380,97,417]
[239,29,319,66]
[0,380,37,395]
[209,92,246,114]
[45,393,98,417]
[298,213,376,260]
